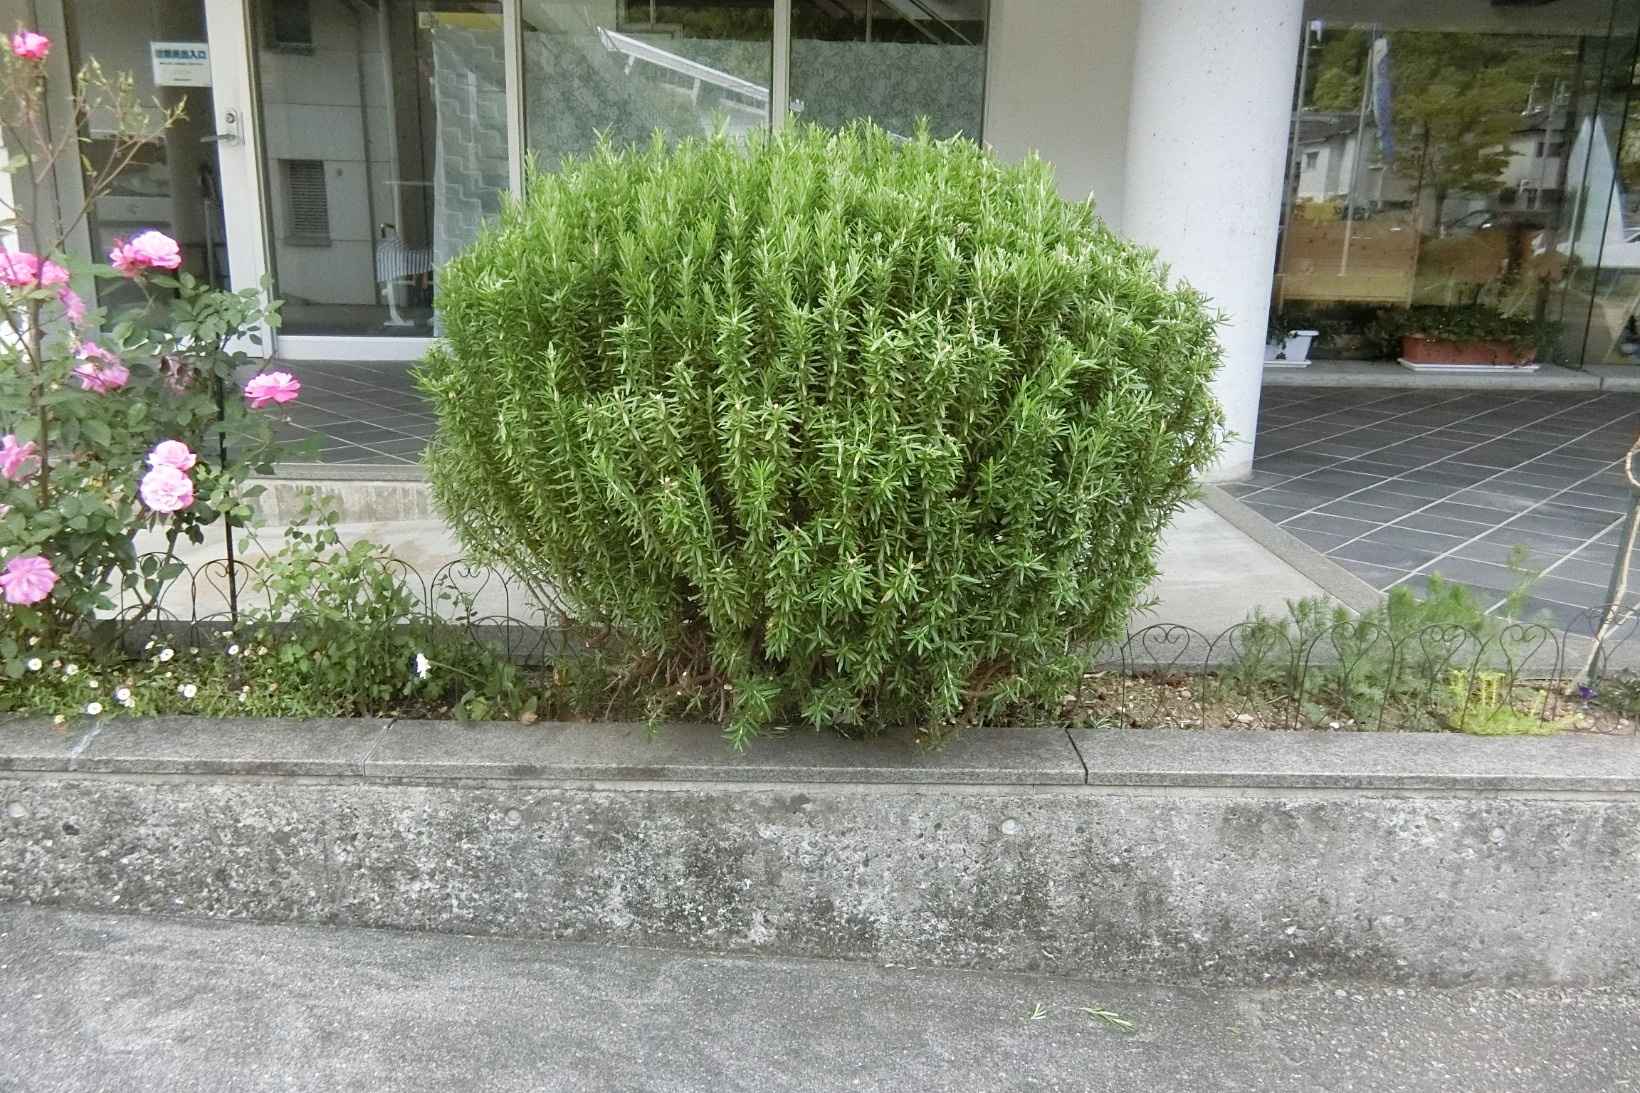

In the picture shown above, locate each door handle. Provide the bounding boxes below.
[202,109,242,145]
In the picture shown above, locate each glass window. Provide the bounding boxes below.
[520,1,773,171]
[1272,1,1640,368]
[788,0,989,141]
[251,0,508,336]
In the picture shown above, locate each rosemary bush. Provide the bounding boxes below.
[423,124,1223,741]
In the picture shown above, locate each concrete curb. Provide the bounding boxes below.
[2,716,1638,988]
[1199,485,1382,614]
[1262,362,1606,390]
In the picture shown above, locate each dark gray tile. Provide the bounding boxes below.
[1330,538,1447,571]
[1392,510,1498,538]
[1281,512,1383,540]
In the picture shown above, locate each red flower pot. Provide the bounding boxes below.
[1401,335,1534,367]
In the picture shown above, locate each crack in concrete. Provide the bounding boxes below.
[1062,726,1090,785]
[357,719,399,776]
[63,718,105,771]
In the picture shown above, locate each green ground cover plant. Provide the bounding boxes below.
[423,122,1225,743]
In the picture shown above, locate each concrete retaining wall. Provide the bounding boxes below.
[1,717,1636,987]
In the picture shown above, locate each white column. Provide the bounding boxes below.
[1122,0,1304,480]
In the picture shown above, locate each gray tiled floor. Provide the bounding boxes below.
[1227,388,1640,628]
[276,363,1640,627]
[271,361,433,465]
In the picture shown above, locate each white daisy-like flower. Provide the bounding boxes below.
[414,653,431,680]
[84,701,103,716]
[226,644,240,657]
[157,648,175,662]
[87,679,99,690]
[114,687,133,707]
[25,658,41,672]
[64,663,79,676]
[178,683,198,700]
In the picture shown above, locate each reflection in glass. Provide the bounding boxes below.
[789,0,988,140]
[252,0,507,336]
[1273,3,1640,367]
[521,2,773,172]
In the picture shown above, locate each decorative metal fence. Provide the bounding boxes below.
[105,555,1640,733]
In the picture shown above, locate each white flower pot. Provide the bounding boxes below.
[1264,329,1319,368]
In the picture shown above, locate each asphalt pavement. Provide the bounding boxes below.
[0,905,1634,1092]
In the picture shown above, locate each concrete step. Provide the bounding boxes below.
[252,464,432,524]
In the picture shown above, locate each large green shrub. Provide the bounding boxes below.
[422,123,1223,741]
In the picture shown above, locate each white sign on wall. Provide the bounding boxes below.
[150,42,210,87]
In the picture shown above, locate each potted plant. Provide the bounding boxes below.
[1264,305,1321,367]
[1372,306,1550,371]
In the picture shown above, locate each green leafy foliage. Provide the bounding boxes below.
[1220,574,1545,732]
[1367,305,1551,358]
[423,123,1224,743]
[1441,669,1570,736]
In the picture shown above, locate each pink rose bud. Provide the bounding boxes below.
[0,555,57,606]
[109,230,182,276]
[146,440,198,472]
[10,31,49,61]
[0,434,38,482]
[58,287,85,324]
[139,465,195,513]
[244,371,301,409]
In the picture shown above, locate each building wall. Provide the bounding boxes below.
[984,0,1139,229]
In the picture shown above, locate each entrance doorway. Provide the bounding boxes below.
[247,0,508,354]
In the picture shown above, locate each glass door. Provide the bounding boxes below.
[7,0,234,309]
[247,0,509,352]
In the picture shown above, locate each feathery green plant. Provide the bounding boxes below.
[421,122,1224,743]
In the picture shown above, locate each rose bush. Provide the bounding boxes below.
[0,30,300,671]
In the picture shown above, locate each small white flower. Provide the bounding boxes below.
[25,658,41,672]
[226,644,240,657]
[63,663,79,676]
[114,687,133,707]
[256,646,268,657]
[178,683,198,700]
[157,648,175,662]
[87,679,99,690]
[414,653,431,680]
[84,701,103,716]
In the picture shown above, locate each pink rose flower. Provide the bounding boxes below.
[71,345,130,393]
[38,260,68,286]
[76,342,118,365]
[58,287,85,324]
[146,439,198,472]
[110,230,182,277]
[139,465,194,513]
[244,371,301,408]
[0,555,56,605]
[9,31,49,61]
[0,248,40,287]
[0,434,38,482]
